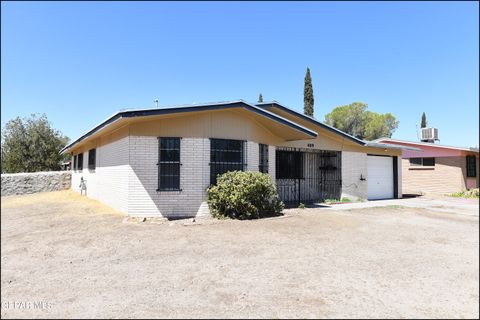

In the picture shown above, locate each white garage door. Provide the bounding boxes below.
[367,156,394,200]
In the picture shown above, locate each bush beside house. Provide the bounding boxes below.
[207,171,284,220]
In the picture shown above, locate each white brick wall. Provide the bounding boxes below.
[268,145,276,183]
[246,141,259,172]
[397,156,403,198]
[128,137,265,218]
[128,137,211,217]
[71,136,130,213]
[341,151,368,200]
[72,134,405,215]
[71,136,265,218]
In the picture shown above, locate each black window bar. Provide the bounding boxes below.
[210,138,246,185]
[259,144,269,173]
[77,153,83,171]
[467,155,477,177]
[88,148,96,170]
[73,155,77,171]
[157,137,181,191]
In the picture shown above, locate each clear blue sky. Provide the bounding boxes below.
[2,1,479,147]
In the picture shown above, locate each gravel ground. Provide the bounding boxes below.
[1,191,478,319]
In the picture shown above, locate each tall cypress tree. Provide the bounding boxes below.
[421,112,427,128]
[258,93,263,103]
[304,67,314,117]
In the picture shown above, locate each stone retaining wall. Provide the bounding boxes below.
[1,171,71,196]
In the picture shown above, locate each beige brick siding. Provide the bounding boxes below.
[341,151,368,200]
[71,135,130,213]
[401,156,472,195]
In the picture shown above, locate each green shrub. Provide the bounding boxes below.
[207,171,284,220]
[340,197,351,202]
[323,198,338,204]
[449,188,479,198]
[298,202,305,209]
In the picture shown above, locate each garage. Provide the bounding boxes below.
[367,155,394,200]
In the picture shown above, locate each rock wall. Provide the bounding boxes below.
[1,171,71,196]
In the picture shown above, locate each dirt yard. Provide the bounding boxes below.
[1,191,479,318]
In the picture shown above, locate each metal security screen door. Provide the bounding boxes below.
[276,147,342,206]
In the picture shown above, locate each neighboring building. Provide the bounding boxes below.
[61,100,407,218]
[375,138,479,195]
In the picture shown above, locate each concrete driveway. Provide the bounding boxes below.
[321,196,479,216]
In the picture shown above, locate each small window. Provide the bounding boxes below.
[77,153,83,171]
[276,150,303,179]
[410,157,435,167]
[88,149,96,170]
[422,157,435,166]
[210,138,245,185]
[259,144,269,173]
[467,156,476,177]
[409,158,422,166]
[73,155,77,171]
[158,137,181,191]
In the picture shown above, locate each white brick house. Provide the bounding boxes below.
[62,100,406,218]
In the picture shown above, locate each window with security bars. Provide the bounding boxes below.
[73,155,77,171]
[259,144,269,173]
[77,153,83,171]
[210,138,246,185]
[88,149,96,170]
[157,137,181,191]
[466,155,476,177]
[276,150,303,179]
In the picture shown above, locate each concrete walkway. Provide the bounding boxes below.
[319,196,479,216]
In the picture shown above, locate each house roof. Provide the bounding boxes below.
[363,141,422,151]
[256,101,366,145]
[374,138,479,153]
[60,100,318,153]
[257,101,424,151]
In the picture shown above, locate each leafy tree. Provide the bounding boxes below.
[364,112,399,140]
[258,93,263,103]
[324,102,399,140]
[421,112,427,128]
[324,102,368,138]
[304,67,314,117]
[1,114,69,173]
